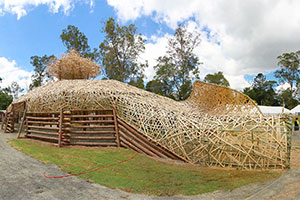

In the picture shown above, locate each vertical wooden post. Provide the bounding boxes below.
[113,108,120,147]
[58,109,63,148]
[17,104,27,138]
[3,112,10,133]
[10,104,15,133]
[25,112,29,137]
[1,112,7,130]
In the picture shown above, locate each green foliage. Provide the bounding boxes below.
[152,24,201,100]
[99,18,147,83]
[128,76,145,89]
[243,73,279,106]
[10,139,281,196]
[3,81,24,100]
[275,51,300,90]
[277,89,298,109]
[29,55,55,90]
[60,25,98,60]
[0,92,13,110]
[145,79,174,98]
[0,77,14,109]
[204,71,230,87]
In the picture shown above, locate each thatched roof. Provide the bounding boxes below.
[13,80,260,116]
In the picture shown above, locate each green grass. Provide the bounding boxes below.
[9,139,282,196]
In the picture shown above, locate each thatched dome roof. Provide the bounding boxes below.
[13,79,260,116]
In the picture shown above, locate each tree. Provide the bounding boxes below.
[152,24,201,100]
[204,71,230,87]
[128,76,145,89]
[3,81,24,100]
[277,89,298,109]
[47,50,101,80]
[0,77,13,110]
[146,79,174,98]
[29,55,55,90]
[274,51,300,107]
[243,73,279,106]
[60,25,98,60]
[99,18,147,83]
[0,93,13,110]
[275,51,300,90]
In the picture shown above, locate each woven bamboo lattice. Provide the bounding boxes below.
[11,80,291,169]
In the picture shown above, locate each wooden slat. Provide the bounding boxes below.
[27,120,59,125]
[70,114,114,118]
[68,142,117,146]
[26,135,58,141]
[17,106,27,138]
[70,136,116,140]
[27,129,58,136]
[120,138,143,153]
[70,120,114,123]
[119,130,157,157]
[118,118,182,160]
[58,109,63,148]
[26,116,59,120]
[70,130,116,134]
[28,125,59,130]
[113,109,120,147]
[118,125,168,159]
[69,125,115,129]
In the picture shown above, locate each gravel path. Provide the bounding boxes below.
[1,130,300,200]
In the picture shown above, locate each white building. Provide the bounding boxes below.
[291,105,300,116]
[258,105,291,115]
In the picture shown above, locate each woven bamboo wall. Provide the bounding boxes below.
[10,80,291,169]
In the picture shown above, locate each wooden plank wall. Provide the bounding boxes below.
[25,112,61,142]
[67,110,117,146]
[23,110,184,162]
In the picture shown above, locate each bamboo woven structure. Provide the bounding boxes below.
[9,80,291,169]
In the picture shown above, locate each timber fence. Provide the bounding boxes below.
[2,108,291,169]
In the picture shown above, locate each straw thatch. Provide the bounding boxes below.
[10,80,291,168]
[47,50,101,80]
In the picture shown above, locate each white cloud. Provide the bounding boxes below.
[0,0,95,19]
[140,34,169,81]
[107,0,300,90]
[0,57,32,92]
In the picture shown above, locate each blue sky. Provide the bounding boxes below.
[1,0,300,92]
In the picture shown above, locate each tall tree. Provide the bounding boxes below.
[99,18,147,83]
[152,24,201,100]
[275,51,300,90]
[274,51,300,107]
[243,73,279,106]
[3,81,23,100]
[204,71,230,87]
[277,88,298,109]
[29,55,55,90]
[60,25,98,60]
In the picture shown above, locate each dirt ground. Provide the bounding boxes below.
[1,130,300,200]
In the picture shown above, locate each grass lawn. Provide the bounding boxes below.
[9,139,283,196]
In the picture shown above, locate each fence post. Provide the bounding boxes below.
[113,108,120,147]
[17,104,27,138]
[58,109,64,148]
